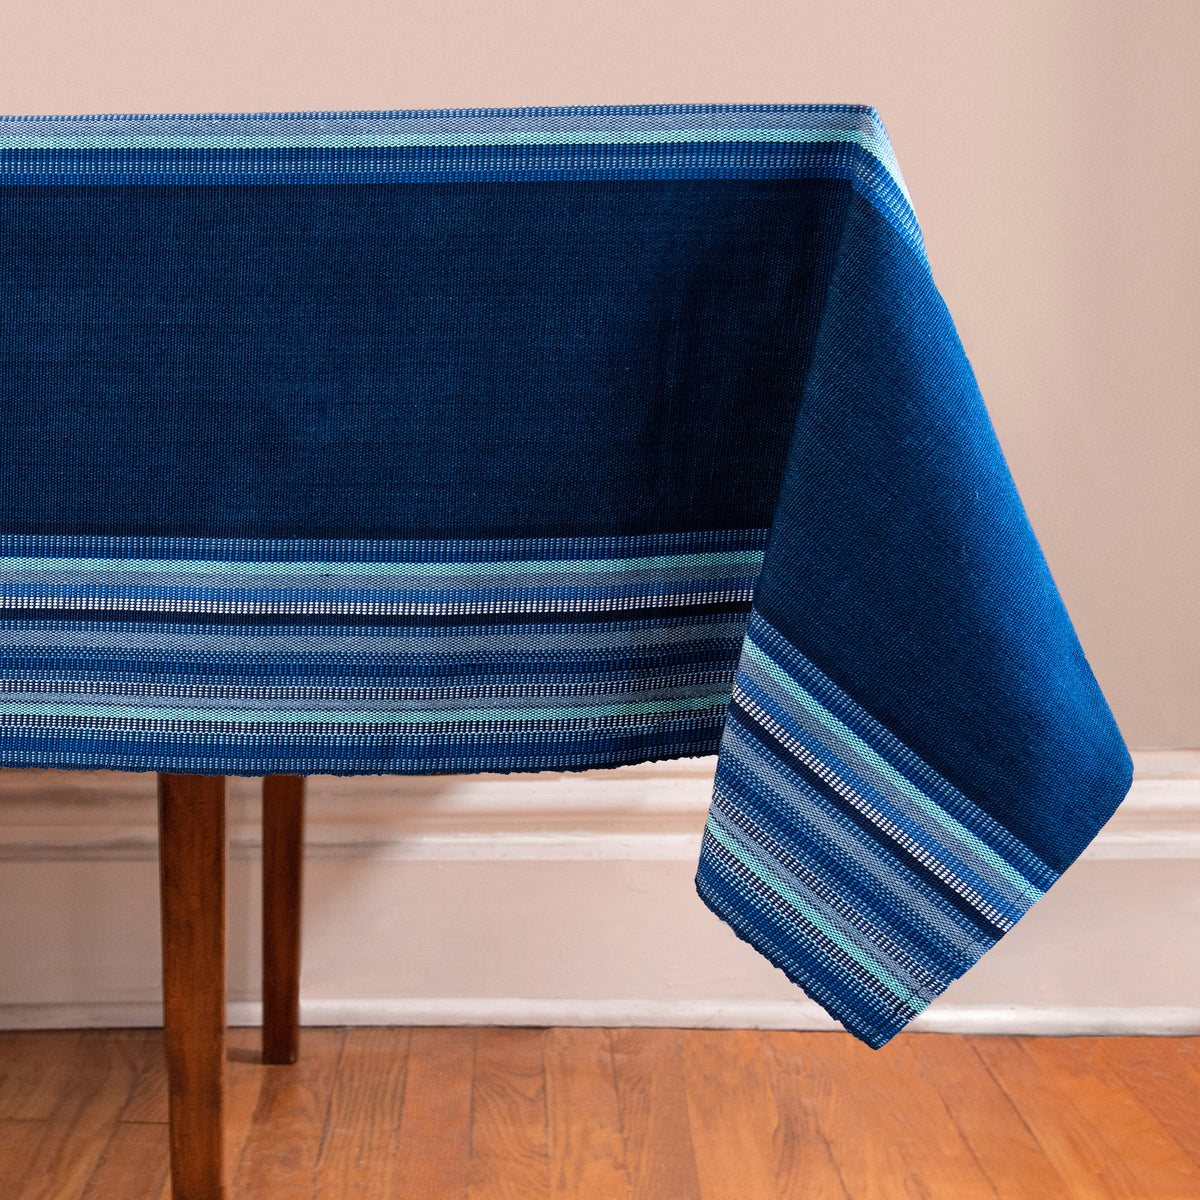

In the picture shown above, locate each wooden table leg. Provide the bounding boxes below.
[262,774,304,1065]
[157,772,227,1200]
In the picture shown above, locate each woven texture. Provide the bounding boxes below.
[0,103,1133,1047]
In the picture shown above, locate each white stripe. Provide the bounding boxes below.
[732,686,1022,929]
[0,587,754,616]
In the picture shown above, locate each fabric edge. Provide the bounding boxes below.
[692,608,1111,1049]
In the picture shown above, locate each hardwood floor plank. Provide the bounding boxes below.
[780,1031,997,1200]
[120,1030,169,1125]
[1091,1036,1200,1170]
[0,1031,85,1121]
[901,1033,1071,1200]
[224,1028,272,1181]
[314,1028,411,1199]
[80,1122,170,1199]
[755,1031,852,1200]
[231,1027,345,1200]
[544,1027,630,1200]
[973,1035,1113,1200]
[393,1027,474,1200]
[15,1030,147,1200]
[683,1028,782,1200]
[976,1035,1200,1200]
[2,1027,1198,1200]
[0,1120,46,1197]
[469,1027,549,1200]
[609,1027,703,1200]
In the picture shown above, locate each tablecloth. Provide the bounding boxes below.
[0,102,1133,1047]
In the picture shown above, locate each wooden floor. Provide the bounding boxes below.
[1,1027,1199,1199]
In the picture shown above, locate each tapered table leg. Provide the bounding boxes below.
[157,773,227,1200]
[262,774,304,1065]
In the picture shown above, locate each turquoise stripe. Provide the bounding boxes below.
[0,128,904,190]
[0,691,730,724]
[740,638,1042,902]
[704,811,924,1011]
[0,128,907,199]
[716,727,990,955]
[736,656,1029,922]
[710,779,948,996]
[4,675,726,705]
[0,549,764,578]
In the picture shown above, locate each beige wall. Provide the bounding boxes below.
[1,0,1196,747]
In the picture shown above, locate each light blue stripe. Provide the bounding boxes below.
[0,128,907,197]
[703,811,924,1011]
[735,654,1035,920]
[0,578,754,598]
[3,678,723,714]
[740,638,1042,902]
[0,692,730,724]
[745,613,1053,883]
[731,678,1021,929]
[0,103,912,206]
[717,724,991,956]
[0,666,731,700]
[0,549,764,578]
[708,794,944,1000]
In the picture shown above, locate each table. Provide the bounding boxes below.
[0,101,1133,1198]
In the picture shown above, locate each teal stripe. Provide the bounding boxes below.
[0,691,730,724]
[709,783,945,995]
[0,549,764,578]
[717,728,990,955]
[3,677,725,705]
[0,127,883,147]
[740,638,1041,901]
[704,811,924,1010]
[0,129,908,197]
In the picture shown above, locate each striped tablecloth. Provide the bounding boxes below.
[0,103,1132,1047]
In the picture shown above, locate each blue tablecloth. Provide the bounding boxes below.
[0,103,1132,1046]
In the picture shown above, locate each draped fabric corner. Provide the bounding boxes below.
[0,101,1133,1047]
[694,169,1133,1047]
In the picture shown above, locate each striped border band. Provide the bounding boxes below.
[0,529,765,776]
[695,609,1059,1048]
[0,102,923,258]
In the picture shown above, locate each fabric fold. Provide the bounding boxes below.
[696,167,1133,1046]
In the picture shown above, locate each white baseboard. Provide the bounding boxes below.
[2,750,1197,861]
[0,751,1196,1035]
[1,998,1197,1037]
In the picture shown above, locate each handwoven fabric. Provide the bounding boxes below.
[0,102,1133,1048]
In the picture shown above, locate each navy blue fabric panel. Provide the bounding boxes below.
[752,192,1133,873]
[0,177,846,539]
